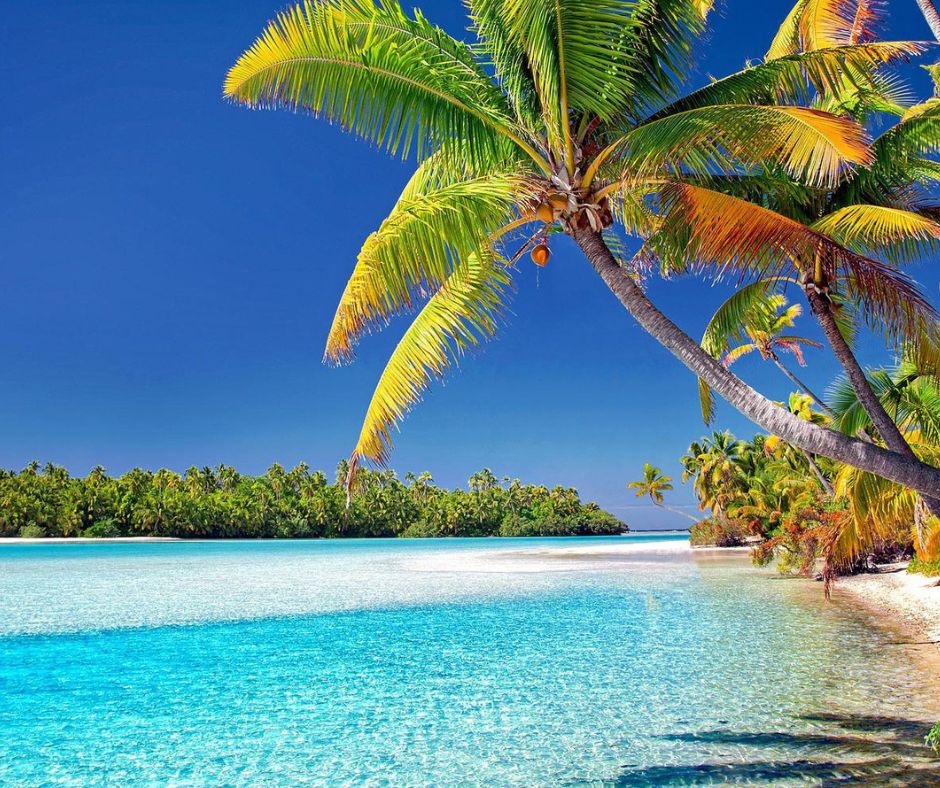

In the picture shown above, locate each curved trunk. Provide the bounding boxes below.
[916,0,940,39]
[769,355,835,417]
[805,290,940,517]
[659,502,701,524]
[805,292,914,457]
[572,227,940,498]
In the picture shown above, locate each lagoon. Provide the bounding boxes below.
[1,535,938,784]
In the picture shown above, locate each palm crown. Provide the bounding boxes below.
[225,0,940,496]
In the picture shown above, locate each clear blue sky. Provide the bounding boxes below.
[2,1,938,528]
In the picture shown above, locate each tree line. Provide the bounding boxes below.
[0,462,625,539]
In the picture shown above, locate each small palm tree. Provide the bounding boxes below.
[225,0,940,498]
[628,463,698,524]
[699,290,827,421]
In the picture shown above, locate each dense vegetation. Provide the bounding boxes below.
[661,372,940,593]
[0,462,624,539]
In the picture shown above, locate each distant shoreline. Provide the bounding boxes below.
[0,532,666,545]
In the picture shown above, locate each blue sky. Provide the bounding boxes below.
[2,1,938,529]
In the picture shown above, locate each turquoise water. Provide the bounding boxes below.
[1,535,938,785]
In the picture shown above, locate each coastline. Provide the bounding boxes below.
[832,563,940,651]
[0,537,182,544]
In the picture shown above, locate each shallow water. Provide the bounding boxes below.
[0,536,938,785]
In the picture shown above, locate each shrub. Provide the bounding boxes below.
[19,524,46,539]
[689,517,747,547]
[81,519,122,538]
[400,520,446,538]
[909,558,940,577]
[927,722,940,754]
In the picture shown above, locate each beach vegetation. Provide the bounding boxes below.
[0,462,623,539]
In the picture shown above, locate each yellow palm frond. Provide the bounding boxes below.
[590,105,871,190]
[813,204,940,264]
[351,253,510,466]
[768,0,878,59]
[324,173,525,363]
[224,0,550,172]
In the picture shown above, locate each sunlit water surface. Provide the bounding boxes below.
[1,535,938,785]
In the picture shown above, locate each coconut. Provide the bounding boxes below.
[548,194,569,213]
[531,243,551,266]
[535,202,554,223]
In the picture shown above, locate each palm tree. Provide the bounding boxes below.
[225,0,940,498]
[699,288,829,421]
[656,0,940,501]
[628,463,698,524]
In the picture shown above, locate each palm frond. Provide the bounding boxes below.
[466,0,540,132]
[351,253,510,465]
[594,105,871,189]
[659,182,937,344]
[812,204,940,264]
[616,0,712,116]
[502,0,637,152]
[224,0,549,172]
[768,0,881,59]
[654,42,921,120]
[324,172,525,363]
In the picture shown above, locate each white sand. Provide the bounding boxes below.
[834,563,940,649]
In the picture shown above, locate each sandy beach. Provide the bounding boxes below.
[833,563,940,650]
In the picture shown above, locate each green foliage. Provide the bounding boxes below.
[0,463,625,540]
[689,517,748,547]
[81,519,122,539]
[908,558,940,577]
[927,722,940,754]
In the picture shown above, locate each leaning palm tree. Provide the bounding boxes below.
[225,0,940,498]
[660,0,940,513]
[627,463,698,523]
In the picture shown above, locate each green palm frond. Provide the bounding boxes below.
[224,0,549,172]
[501,0,637,158]
[591,105,871,189]
[351,253,510,466]
[324,172,526,363]
[654,42,922,120]
[466,0,540,132]
[616,0,712,116]
[812,204,940,264]
[872,98,940,168]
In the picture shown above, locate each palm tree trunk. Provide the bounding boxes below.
[769,355,835,417]
[571,227,940,498]
[916,0,940,39]
[799,448,835,496]
[807,286,940,520]
[659,503,701,524]
[805,290,915,458]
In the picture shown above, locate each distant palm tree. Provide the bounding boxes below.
[225,0,940,499]
[699,289,828,421]
[628,463,698,524]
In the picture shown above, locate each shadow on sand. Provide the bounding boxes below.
[610,712,940,786]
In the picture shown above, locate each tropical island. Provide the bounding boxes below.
[0,463,625,539]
